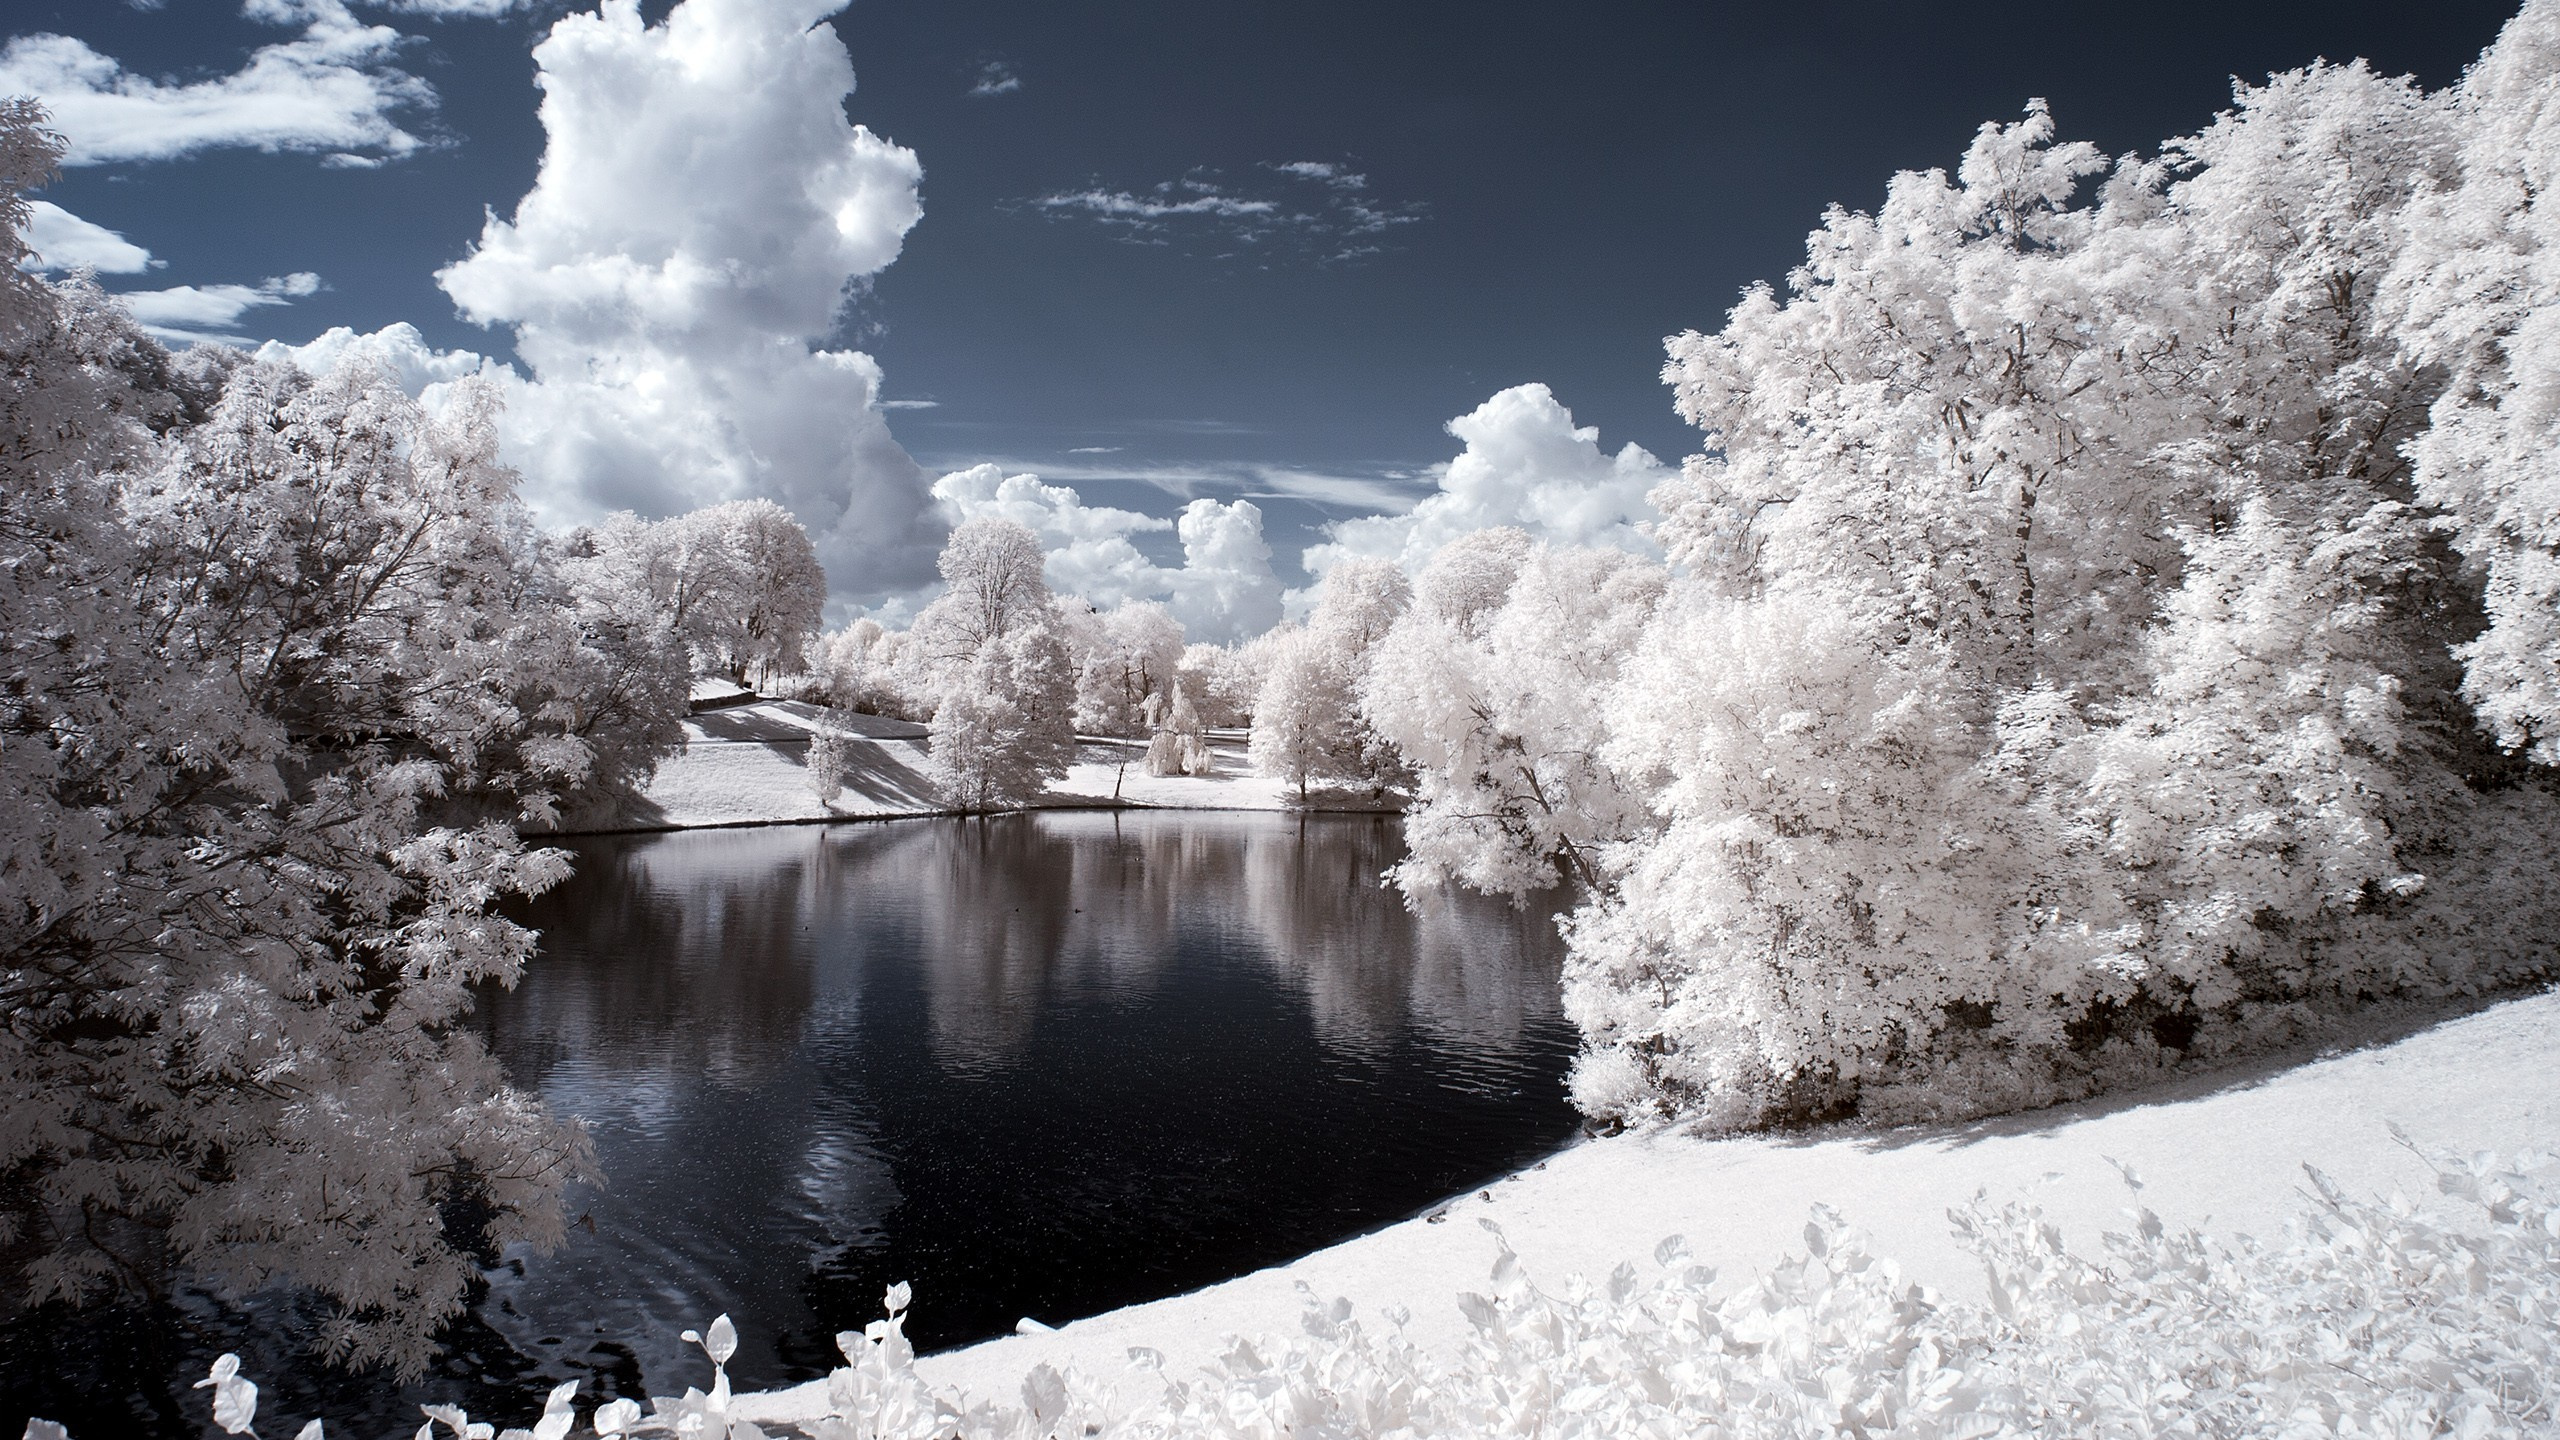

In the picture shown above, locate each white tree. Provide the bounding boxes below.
[1176,640,1260,729]
[1541,42,2557,1132]
[706,497,827,683]
[1247,627,1349,802]
[587,498,826,685]
[1145,682,1212,778]
[1249,559,1413,800]
[1364,542,1666,901]
[910,516,1053,669]
[1073,600,1186,737]
[0,112,702,1375]
[923,625,1077,811]
[910,518,1078,810]
[2391,0,2560,766]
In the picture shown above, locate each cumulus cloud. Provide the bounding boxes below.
[20,201,156,273]
[1024,161,1423,263]
[1165,496,1284,640]
[930,464,1282,642]
[435,0,944,604]
[1302,383,1668,579]
[113,270,322,345]
[0,4,433,167]
[967,60,1020,97]
[254,321,503,394]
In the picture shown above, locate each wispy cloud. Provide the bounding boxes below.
[113,270,323,345]
[924,451,1430,514]
[878,398,939,409]
[1020,159,1424,263]
[967,60,1020,97]
[20,201,157,273]
[0,2,435,167]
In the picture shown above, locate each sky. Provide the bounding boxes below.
[0,0,2528,628]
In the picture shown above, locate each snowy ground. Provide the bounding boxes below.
[736,988,2559,1423]
[558,700,1294,832]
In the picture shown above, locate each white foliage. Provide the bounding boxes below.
[1249,559,1411,800]
[1365,540,1666,901]
[2393,0,2560,765]
[1529,31,2560,1131]
[0,109,687,1374]
[138,1147,2560,1440]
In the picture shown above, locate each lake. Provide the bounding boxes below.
[4,810,1580,1434]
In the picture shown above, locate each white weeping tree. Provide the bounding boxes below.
[0,104,691,1374]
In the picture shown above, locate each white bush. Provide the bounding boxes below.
[114,1145,2560,1440]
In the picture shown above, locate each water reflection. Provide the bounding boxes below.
[461,811,1574,1406]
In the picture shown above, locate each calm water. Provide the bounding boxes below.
[5,811,1579,1436]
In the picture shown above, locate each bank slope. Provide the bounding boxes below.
[735,988,2558,1419]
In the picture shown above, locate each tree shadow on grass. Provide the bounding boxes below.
[1762,982,2558,1156]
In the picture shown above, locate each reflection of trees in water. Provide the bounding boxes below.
[1239,817,1417,1054]
[1402,883,1570,1055]
[1236,816,1568,1057]
[885,817,1081,1073]
[489,829,830,1089]
[871,812,1564,1069]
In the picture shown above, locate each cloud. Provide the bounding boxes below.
[255,321,503,394]
[0,3,434,167]
[435,0,943,606]
[1301,383,1668,579]
[877,398,938,409]
[20,201,156,273]
[1165,496,1284,640]
[1022,161,1424,263]
[1272,160,1365,189]
[362,0,554,14]
[930,464,1281,642]
[112,270,322,345]
[967,60,1019,97]
[1066,445,1121,454]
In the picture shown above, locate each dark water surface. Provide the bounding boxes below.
[6,811,1578,1436]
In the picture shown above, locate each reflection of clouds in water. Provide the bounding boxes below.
[483,828,896,1396]
[463,813,1571,1404]
[796,1128,899,1258]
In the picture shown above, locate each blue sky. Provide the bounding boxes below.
[2,0,2523,616]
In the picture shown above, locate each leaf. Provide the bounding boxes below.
[882,1281,911,1316]
[1654,1234,1690,1268]
[705,1314,738,1365]
[1021,1363,1068,1424]
[211,1376,259,1436]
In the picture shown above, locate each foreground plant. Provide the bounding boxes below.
[65,1144,2560,1440]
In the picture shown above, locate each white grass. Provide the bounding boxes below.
[573,706,1299,832]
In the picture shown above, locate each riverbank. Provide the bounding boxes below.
[553,697,1310,833]
[738,985,2560,1424]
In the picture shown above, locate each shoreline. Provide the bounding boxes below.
[539,696,1396,837]
[734,983,2560,1424]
